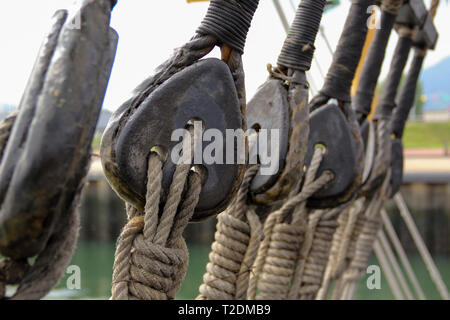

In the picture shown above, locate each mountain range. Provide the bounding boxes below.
[421,56,450,111]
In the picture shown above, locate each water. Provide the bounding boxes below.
[47,241,449,300]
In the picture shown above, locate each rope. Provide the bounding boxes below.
[247,147,333,300]
[394,193,449,300]
[322,0,443,297]
[331,122,392,299]
[318,115,392,300]
[391,0,440,138]
[380,209,426,299]
[372,237,404,300]
[111,128,203,300]
[317,1,438,299]
[319,116,389,300]
[323,0,430,295]
[296,202,351,300]
[377,228,414,299]
[316,198,366,299]
[197,165,263,300]
[336,187,385,299]
[333,199,366,276]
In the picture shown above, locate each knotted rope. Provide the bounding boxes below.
[247,147,333,300]
[197,165,263,300]
[111,128,203,300]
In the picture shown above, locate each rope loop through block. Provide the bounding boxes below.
[197,165,264,300]
[247,147,333,300]
[111,129,204,299]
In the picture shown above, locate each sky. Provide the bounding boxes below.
[0,0,449,111]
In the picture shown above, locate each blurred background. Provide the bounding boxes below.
[0,0,448,299]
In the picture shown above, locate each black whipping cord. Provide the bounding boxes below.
[390,50,425,138]
[353,9,398,120]
[373,33,413,119]
[197,0,260,54]
[320,0,375,102]
[277,0,326,71]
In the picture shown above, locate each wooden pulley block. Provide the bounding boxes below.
[304,104,360,208]
[246,71,309,205]
[101,0,261,222]
[0,0,117,259]
[103,58,244,221]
